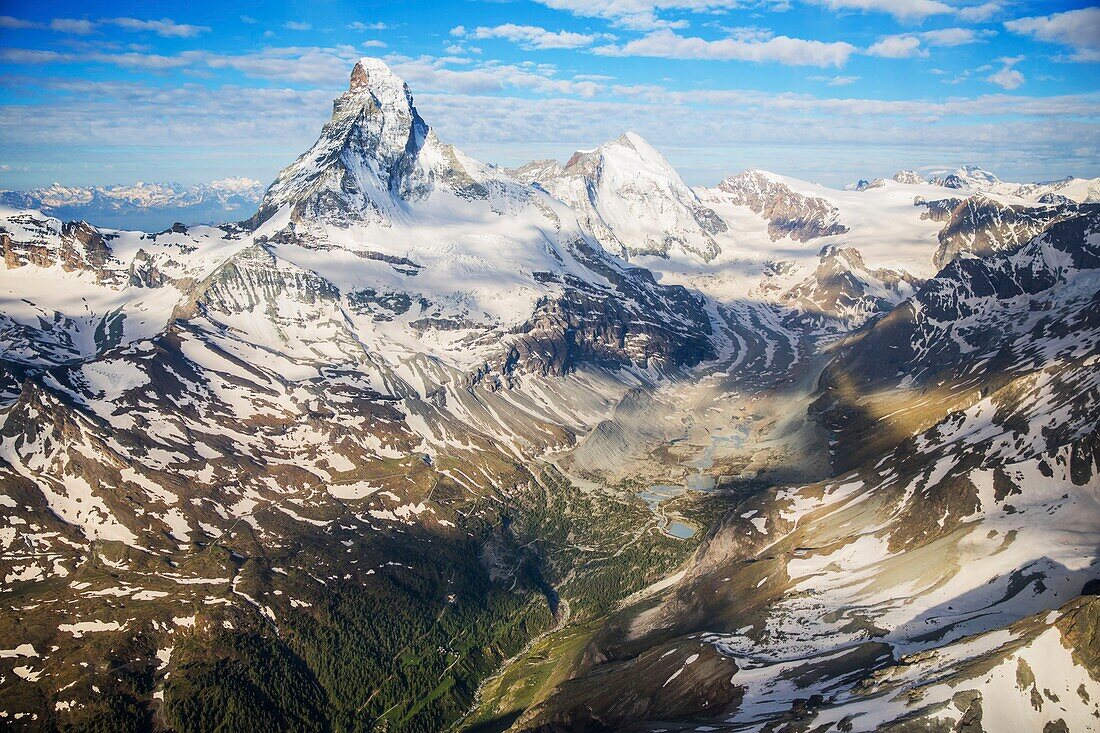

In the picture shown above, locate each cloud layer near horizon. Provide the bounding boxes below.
[0,1,1096,188]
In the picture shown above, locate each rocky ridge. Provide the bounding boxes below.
[0,56,1097,733]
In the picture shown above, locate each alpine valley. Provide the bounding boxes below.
[1,58,1098,733]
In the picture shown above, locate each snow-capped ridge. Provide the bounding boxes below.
[892,170,924,185]
[706,169,848,243]
[518,131,727,261]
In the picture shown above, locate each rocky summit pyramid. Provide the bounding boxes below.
[1,56,1098,733]
[252,57,492,227]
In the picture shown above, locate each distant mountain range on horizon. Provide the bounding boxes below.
[0,177,265,231]
[3,161,1097,233]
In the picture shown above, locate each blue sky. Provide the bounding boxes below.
[0,0,1097,189]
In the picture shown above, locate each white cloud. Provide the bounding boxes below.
[104,18,210,38]
[987,55,1024,89]
[8,44,359,82]
[719,26,775,43]
[958,2,1001,23]
[389,55,605,97]
[804,0,952,22]
[284,21,312,31]
[0,15,213,37]
[0,15,98,34]
[19,44,610,97]
[0,16,38,29]
[468,23,605,50]
[920,28,990,47]
[3,59,1096,187]
[50,18,97,35]
[987,66,1023,89]
[1005,7,1100,63]
[532,0,734,31]
[362,40,387,49]
[204,47,360,84]
[866,35,926,58]
[0,48,68,64]
[595,29,856,67]
[411,88,1100,186]
[809,74,859,85]
[349,21,388,31]
[866,28,990,58]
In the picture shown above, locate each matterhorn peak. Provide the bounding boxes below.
[250,57,436,227]
[334,57,423,134]
[350,57,395,89]
[346,57,413,110]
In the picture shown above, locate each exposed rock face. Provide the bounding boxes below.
[1,214,117,282]
[710,170,848,242]
[247,57,520,230]
[932,194,1084,268]
[1014,177,1100,203]
[515,207,1100,733]
[831,205,1100,390]
[510,159,565,185]
[854,177,885,191]
[812,207,1100,477]
[234,60,718,381]
[925,165,1100,203]
[499,242,714,377]
[513,132,727,262]
[914,195,965,222]
[782,244,918,330]
[4,58,1100,733]
[1040,192,1074,206]
[930,173,967,189]
[0,209,248,372]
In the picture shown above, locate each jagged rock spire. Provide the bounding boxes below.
[249,58,431,227]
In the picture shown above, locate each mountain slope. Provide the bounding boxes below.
[0,60,728,731]
[512,132,727,262]
[1,57,1098,733]
[508,205,1100,732]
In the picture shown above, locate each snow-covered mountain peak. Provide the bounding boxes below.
[561,131,680,184]
[706,169,848,243]
[957,164,1000,185]
[338,57,427,158]
[892,169,925,185]
[201,59,720,372]
[520,132,726,261]
[249,57,439,227]
[600,131,665,164]
[208,176,262,193]
[348,56,408,99]
[927,164,1000,189]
